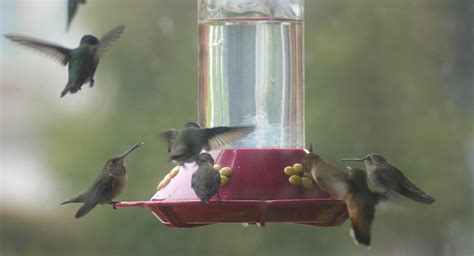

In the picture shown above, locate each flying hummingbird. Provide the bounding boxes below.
[160,122,255,164]
[344,166,383,247]
[67,0,86,30]
[3,24,125,97]
[341,153,435,204]
[191,153,221,204]
[61,142,143,219]
[302,152,349,199]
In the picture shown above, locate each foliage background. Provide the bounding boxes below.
[1,0,472,255]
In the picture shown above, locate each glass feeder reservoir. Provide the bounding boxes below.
[117,0,348,228]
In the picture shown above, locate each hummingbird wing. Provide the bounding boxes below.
[346,168,383,246]
[191,170,208,203]
[191,171,197,190]
[212,168,222,189]
[373,165,435,204]
[91,174,120,201]
[75,200,99,218]
[372,165,402,191]
[205,169,222,202]
[205,125,255,150]
[397,173,435,204]
[4,34,71,65]
[96,24,126,58]
[347,195,375,246]
[160,129,179,153]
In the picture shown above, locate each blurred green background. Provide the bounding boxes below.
[1,0,472,255]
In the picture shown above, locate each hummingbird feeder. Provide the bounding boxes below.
[116,0,348,228]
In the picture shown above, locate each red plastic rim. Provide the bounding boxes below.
[116,148,349,228]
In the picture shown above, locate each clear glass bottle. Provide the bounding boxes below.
[199,0,304,148]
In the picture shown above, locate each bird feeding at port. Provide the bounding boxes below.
[115,0,349,228]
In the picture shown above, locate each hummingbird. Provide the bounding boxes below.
[191,153,222,204]
[61,142,143,219]
[3,24,126,97]
[344,166,383,247]
[160,122,255,164]
[302,152,349,199]
[67,0,86,30]
[341,153,435,204]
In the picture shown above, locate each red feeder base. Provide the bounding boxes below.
[117,148,349,228]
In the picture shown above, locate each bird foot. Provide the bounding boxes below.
[110,201,121,209]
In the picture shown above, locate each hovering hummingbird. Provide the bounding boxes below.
[61,142,143,219]
[344,166,383,247]
[160,122,255,164]
[302,152,349,199]
[67,0,86,30]
[191,153,221,204]
[341,153,435,204]
[3,24,126,97]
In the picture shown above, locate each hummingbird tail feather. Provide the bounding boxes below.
[69,86,80,94]
[399,178,435,204]
[61,81,81,97]
[60,86,70,98]
[60,195,85,205]
[350,220,371,246]
[75,201,99,219]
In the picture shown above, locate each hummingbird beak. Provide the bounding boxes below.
[340,157,365,162]
[118,142,144,160]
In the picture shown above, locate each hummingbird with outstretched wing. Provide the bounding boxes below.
[4,24,125,98]
[342,153,435,204]
[160,122,255,164]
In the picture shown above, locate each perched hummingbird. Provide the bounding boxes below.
[302,152,349,199]
[341,153,435,204]
[67,0,86,30]
[61,142,143,219]
[344,166,383,247]
[160,122,255,164]
[4,24,125,97]
[191,153,222,204]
